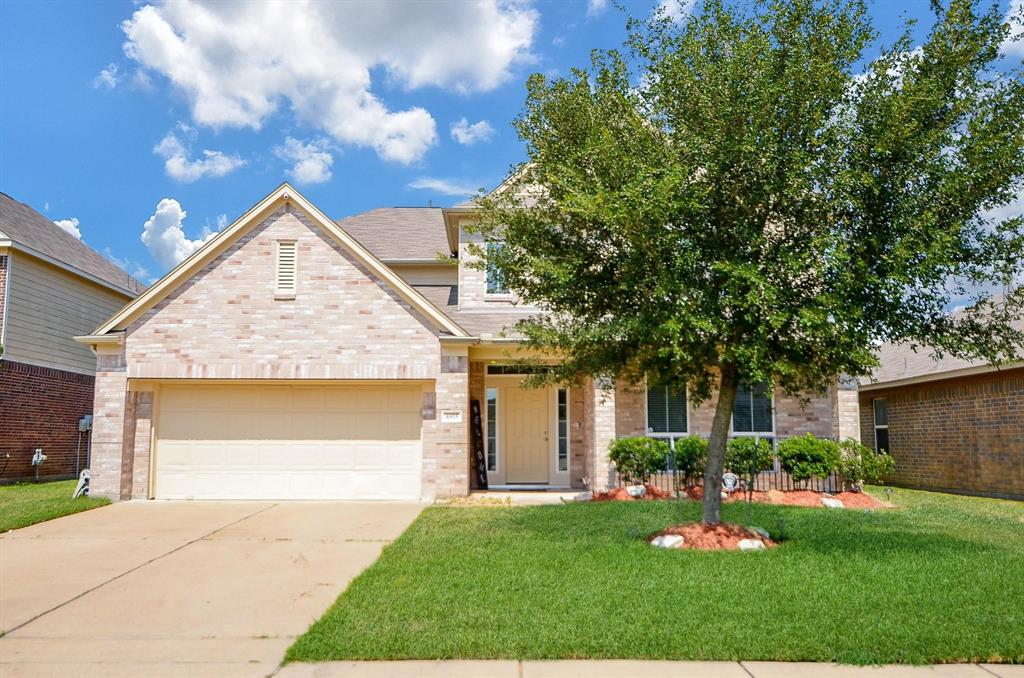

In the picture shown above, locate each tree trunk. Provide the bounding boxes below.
[702,363,740,525]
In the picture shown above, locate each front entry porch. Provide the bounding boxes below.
[480,373,572,489]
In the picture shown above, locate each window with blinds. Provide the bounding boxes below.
[733,381,773,433]
[646,385,687,434]
[276,240,297,296]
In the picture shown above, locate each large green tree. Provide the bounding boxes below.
[474,0,1024,524]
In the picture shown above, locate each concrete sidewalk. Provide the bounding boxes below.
[275,660,1023,678]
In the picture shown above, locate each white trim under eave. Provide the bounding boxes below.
[859,360,1024,391]
[89,183,469,339]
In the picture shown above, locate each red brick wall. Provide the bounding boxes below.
[859,368,1024,500]
[0,360,95,481]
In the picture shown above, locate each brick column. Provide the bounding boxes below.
[831,376,861,443]
[584,376,616,491]
[420,344,470,501]
[130,390,154,499]
[89,345,129,500]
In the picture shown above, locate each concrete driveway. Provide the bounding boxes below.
[0,500,423,677]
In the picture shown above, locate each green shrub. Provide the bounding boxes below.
[725,437,774,491]
[672,436,707,487]
[608,437,669,485]
[837,438,896,490]
[778,433,841,484]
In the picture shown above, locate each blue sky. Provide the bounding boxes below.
[0,0,1019,282]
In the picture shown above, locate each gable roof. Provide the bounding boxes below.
[0,192,144,296]
[334,208,452,261]
[82,184,468,340]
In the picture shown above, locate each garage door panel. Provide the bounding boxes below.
[155,384,423,500]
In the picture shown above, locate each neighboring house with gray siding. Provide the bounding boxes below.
[0,192,143,481]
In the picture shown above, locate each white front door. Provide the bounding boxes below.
[503,385,550,483]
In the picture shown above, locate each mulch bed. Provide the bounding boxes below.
[596,484,891,509]
[651,522,778,551]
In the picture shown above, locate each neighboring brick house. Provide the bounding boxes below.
[859,333,1024,501]
[0,193,143,482]
[76,183,861,501]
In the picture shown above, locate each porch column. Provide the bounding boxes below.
[831,375,861,443]
[421,343,471,501]
[585,376,617,492]
[89,344,129,500]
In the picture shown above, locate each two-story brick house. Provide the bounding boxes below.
[1,193,143,481]
[76,183,860,501]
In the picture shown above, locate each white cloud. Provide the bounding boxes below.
[450,118,495,146]
[655,0,696,23]
[54,217,82,239]
[154,125,245,182]
[93,63,120,89]
[120,0,537,165]
[408,177,479,197]
[1003,0,1024,58]
[140,198,221,269]
[275,137,334,184]
[587,0,608,18]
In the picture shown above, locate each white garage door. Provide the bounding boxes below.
[154,383,423,500]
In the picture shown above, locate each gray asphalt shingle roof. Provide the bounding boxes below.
[413,284,542,338]
[0,192,144,296]
[335,207,452,261]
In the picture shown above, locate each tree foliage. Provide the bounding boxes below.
[473,0,1024,523]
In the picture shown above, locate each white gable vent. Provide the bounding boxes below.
[275,240,297,298]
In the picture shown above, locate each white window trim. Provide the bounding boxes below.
[730,383,778,471]
[555,387,570,474]
[485,386,499,474]
[484,241,510,296]
[730,383,775,437]
[645,383,689,440]
[873,398,889,453]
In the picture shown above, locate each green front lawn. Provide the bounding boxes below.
[288,488,1024,665]
[0,479,110,532]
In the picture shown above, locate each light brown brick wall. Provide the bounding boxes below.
[859,369,1024,500]
[421,346,470,500]
[89,204,478,501]
[570,384,587,488]
[613,380,838,440]
[89,347,129,499]
[125,206,441,380]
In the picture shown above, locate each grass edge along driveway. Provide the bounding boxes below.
[0,479,110,532]
[288,487,1024,665]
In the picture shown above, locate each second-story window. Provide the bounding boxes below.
[485,241,508,294]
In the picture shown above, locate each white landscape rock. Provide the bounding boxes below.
[820,497,845,509]
[651,534,684,549]
[747,526,771,540]
[738,539,766,552]
[626,484,647,498]
[574,491,593,502]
